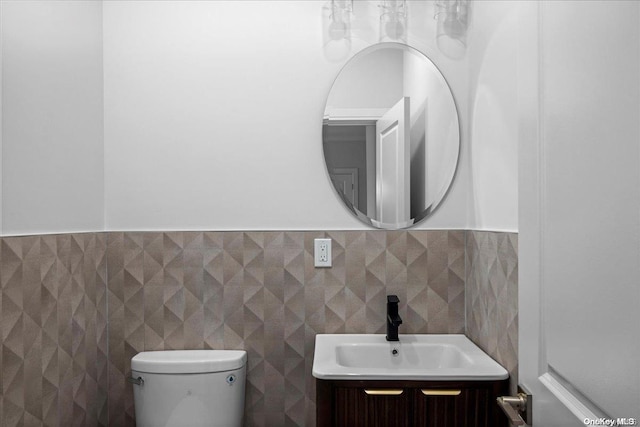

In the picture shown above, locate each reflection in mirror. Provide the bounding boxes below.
[323,43,460,229]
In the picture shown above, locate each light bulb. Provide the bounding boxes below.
[329,20,348,40]
[385,19,405,40]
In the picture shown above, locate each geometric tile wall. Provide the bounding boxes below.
[0,229,517,427]
[465,231,519,394]
[105,230,466,427]
[0,233,108,427]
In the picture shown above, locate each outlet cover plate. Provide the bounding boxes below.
[314,238,332,267]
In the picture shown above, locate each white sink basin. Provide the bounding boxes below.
[312,334,508,381]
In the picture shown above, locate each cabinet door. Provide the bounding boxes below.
[413,387,493,427]
[333,387,410,427]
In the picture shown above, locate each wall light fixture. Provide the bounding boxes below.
[434,0,469,58]
[329,0,353,40]
[379,0,408,43]
[323,0,354,61]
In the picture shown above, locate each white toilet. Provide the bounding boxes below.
[130,350,247,427]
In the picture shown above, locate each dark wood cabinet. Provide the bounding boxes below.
[412,386,496,427]
[316,379,509,427]
[332,385,410,427]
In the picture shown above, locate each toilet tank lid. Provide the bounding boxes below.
[131,350,247,374]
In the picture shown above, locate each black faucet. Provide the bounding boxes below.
[386,295,403,341]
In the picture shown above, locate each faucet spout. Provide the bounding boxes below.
[386,295,402,342]
[387,313,403,326]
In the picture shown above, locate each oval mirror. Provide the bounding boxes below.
[322,43,460,229]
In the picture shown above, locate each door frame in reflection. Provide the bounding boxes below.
[323,108,384,219]
[330,167,359,210]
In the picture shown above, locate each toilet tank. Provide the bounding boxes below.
[131,350,247,427]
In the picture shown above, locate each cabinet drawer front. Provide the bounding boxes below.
[334,387,410,427]
[414,388,491,427]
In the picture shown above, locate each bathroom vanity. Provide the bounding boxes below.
[316,378,508,427]
[312,334,509,427]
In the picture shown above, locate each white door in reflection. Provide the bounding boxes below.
[376,97,410,226]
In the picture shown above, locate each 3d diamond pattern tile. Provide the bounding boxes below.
[465,231,519,394]
[0,230,517,427]
[0,233,107,427]
[104,230,468,427]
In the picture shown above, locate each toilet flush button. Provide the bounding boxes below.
[226,374,236,385]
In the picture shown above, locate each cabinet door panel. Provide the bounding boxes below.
[413,388,491,427]
[334,387,410,427]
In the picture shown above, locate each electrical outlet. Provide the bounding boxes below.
[314,238,332,267]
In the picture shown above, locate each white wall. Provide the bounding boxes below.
[326,47,404,111]
[103,0,469,231]
[1,1,104,236]
[403,49,459,214]
[466,1,519,232]
[0,2,3,234]
[0,0,471,235]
